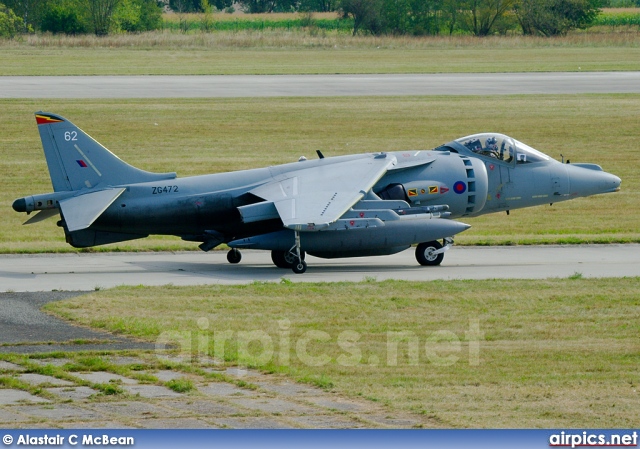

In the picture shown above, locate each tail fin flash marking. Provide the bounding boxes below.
[36,114,64,125]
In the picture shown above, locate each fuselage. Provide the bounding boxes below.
[86,138,620,244]
[12,124,621,251]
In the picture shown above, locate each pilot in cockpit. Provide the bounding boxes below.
[484,137,499,158]
[499,141,514,162]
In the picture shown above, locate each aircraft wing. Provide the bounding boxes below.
[59,188,126,232]
[250,154,397,231]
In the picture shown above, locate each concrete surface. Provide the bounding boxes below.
[0,292,157,354]
[1,72,639,98]
[1,245,638,293]
[0,355,430,429]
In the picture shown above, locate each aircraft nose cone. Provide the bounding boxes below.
[12,198,26,213]
[593,171,621,194]
[609,174,622,192]
[567,165,621,197]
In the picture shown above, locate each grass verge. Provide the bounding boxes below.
[43,278,640,427]
[1,31,639,75]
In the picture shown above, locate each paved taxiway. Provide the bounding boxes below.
[1,245,638,292]
[0,291,156,353]
[2,72,640,98]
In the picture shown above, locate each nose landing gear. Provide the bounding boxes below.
[415,238,453,266]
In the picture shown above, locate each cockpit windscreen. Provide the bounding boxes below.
[456,133,550,164]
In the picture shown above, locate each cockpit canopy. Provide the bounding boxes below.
[455,133,550,164]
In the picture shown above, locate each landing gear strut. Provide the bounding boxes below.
[227,248,242,264]
[290,230,307,274]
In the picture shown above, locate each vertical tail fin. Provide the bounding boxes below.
[35,112,176,192]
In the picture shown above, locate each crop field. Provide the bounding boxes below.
[162,11,353,33]
[3,94,638,252]
[44,277,640,427]
[594,8,640,28]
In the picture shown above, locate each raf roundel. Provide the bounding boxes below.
[453,181,467,194]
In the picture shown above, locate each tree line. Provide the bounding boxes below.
[1,0,162,36]
[0,0,604,38]
[338,0,601,36]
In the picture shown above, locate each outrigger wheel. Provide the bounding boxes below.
[226,248,242,264]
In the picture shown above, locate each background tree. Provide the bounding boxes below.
[210,0,233,9]
[299,0,336,11]
[168,0,200,11]
[463,0,515,35]
[381,0,410,34]
[407,0,444,35]
[0,2,25,37]
[441,0,461,34]
[137,0,163,29]
[112,0,162,32]
[514,0,600,35]
[2,0,44,31]
[339,0,383,34]
[236,0,299,13]
[40,0,88,34]
[88,0,120,35]
[168,0,233,12]
[199,0,213,31]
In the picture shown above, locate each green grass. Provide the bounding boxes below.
[1,31,639,75]
[44,278,640,427]
[0,351,256,402]
[3,95,639,252]
[166,377,195,393]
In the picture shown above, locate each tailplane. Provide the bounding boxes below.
[35,112,176,192]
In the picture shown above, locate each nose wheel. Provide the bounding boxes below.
[415,239,452,266]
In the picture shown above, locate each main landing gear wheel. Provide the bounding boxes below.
[227,248,242,264]
[416,241,444,266]
[271,250,306,269]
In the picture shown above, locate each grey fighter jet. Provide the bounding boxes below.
[13,112,621,274]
